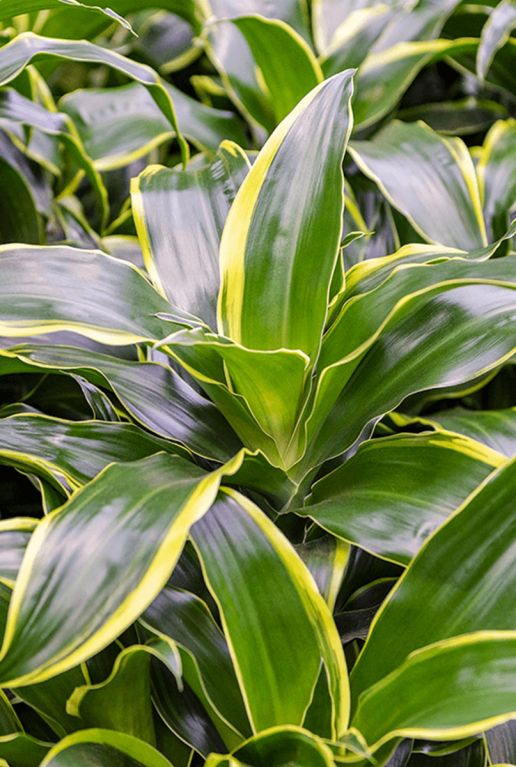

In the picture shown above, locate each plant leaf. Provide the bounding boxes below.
[190,489,349,737]
[0,452,243,686]
[299,432,504,565]
[218,71,354,357]
[132,142,250,327]
[349,120,487,249]
[351,459,516,700]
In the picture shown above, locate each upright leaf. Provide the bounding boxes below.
[218,71,354,357]
[190,490,349,737]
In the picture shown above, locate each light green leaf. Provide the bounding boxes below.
[0,451,243,686]
[218,71,354,357]
[163,327,310,464]
[60,82,247,169]
[222,15,322,125]
[0,32,188,165]
[0,245,172,344]
[477,119,516,239]
[477,0,516,79]
[351,460,516,700]
[190,489,349,737]
[299,432,504,565]
[132,142,250,327]
[349,120,487,249]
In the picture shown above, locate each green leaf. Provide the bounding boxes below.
[0,451,243,686]
[0,414,188,492]
[486,721,516,765]
[0,518,37,587]
[477,119,516,240]
[60,82,247,169]
[397,98,508,136]
[206,725,336,766]
[298,432,504,565]
[66,642,181,743]
[351,459,516,700]
[218,71,354,357]
[0,146,41,245]
[190,489,349,737]
[349,120,487,249]
[343,223,516,300]
[163,328,310,464]
[142,585,251,743]
[0,246,172,344]
[392,407,516,457]
[477,0,516,79]
[352,38,477,130]
[203,0,310,133]
[0,32,188,165]
[4,344,241,461]
[0,88,108,227]
[352,633,516,752]
[300,259,516,471]
[221,15,322,125]
[132,142,250,327]
[39,729,174,767]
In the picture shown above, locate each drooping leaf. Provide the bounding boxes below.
[60,82,247,168]
[0,32,188,164]
[0,452,243,686]
[349,120,487,249]
[0,414,188,493]
[3,344,241,461]
[391,407,516,457]
[66,642,181,743]
[351,460,516,700]
[298,432,504,565]
[0,245,174,344]
[352,633,516,754]
[39,729,174,767]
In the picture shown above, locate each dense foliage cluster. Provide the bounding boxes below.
[0,1,515,765]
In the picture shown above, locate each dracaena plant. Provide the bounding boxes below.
[0,2,515,767]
